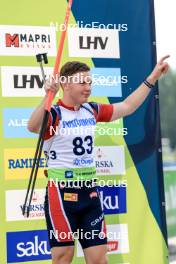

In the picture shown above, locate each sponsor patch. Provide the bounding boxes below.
[89,191,98,198]
[65,170,74,178]
[64,193,78,202]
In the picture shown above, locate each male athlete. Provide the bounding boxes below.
[28,55,169,264]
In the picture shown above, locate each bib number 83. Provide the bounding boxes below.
[73,135,93,156]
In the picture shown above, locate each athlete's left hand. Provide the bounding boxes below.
[147,55,170,84]
[44,78,60,97]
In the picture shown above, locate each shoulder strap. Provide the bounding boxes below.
[51,105,62,124]
[81,103,94,116]
[81,102,99,117]
[88,102,99,115]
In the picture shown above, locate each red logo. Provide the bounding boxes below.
[32,192,38,202]
[107,241,118,252]
[6,34,19,47]
[96,148,103,158]
[89,191,98,198]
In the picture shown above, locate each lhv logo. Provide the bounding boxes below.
[1,66,52,97]
[97,186,127,215]
[68,28,120,58]
[6,230,51,262]
[79,36,108,50]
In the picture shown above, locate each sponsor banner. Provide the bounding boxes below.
[95,146,126,175]
[6,230,51,263]
[1,65,123,97]
[4,148,47,180]
[1,66,53,97]
[68,28,120,58]
[91,68,122,97]
[77,224,129,257]
[5,186,126,221]
[6,189,45,221]
[3,108,126,139]
[0,25,56,56]
[4,146,125,179]
[98,186,127,215]
[3,108,36,138]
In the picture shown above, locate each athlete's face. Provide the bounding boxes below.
[65,71,92,104]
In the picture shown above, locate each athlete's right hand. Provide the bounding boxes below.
[44,78,60,96]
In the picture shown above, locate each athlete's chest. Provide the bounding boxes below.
[58,107,96,135]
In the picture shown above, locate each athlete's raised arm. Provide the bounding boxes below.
[110,55,170,121]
